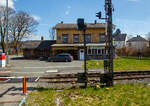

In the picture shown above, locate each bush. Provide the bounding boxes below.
[142,47,150,57]
[116,46,138,56]
[116,46,128,56]
[126,47,138,56]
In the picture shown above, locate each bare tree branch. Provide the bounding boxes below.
[49,27,56,40]
[9,11,39,54]
[0,6,15,52]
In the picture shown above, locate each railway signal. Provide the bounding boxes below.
[77,18,87,88]
[96,0,114,86]
[96,12,102,19]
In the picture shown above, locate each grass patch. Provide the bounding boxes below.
[26,84,150,106]
[87,57,150,71]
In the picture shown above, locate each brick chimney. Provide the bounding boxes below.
[41,36,44,40]
[94,20,97,24]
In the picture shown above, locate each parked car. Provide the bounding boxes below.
[39,57,47,61]
[48,53,73,62]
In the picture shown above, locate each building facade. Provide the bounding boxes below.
[23,40,56,58]
[126,35,149,51]
[52,22,108,60]
[113,34,127,49]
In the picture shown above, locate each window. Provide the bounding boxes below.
[62,34,68,43]
[99,34,105,43]
[74,34,79,43]
[98,49,101,55]
[129,42,132,47]
[85,34,91,43]
[87,47,106,55]
[88,49,92,55]
[102,49,105,54]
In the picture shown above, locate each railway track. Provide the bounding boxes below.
[1,71,150,83]
[39,71,150,83]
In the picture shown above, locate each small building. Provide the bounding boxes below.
[52,21,108,60]
[126,35,149,51]
[113,34,127,49]
[22,40,56,59]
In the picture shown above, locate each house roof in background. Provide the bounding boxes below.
[127,36,148,42]
[114,34,127,41]
[22,40,56,49]
[55,23,106,29]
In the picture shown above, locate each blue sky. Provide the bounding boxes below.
[0,0,150,40]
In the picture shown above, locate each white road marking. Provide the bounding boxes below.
[35,77,40,82]
[0,76,24,79]
[12,72,45,74]
[24,66,81,69]
[46,70,58,73]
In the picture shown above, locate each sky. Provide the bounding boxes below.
[0,0,150,40]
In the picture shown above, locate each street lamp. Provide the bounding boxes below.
[6,0,9,65]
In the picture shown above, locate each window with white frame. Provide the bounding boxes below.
[98,49,102,55]
[87,47,106,55]
[87,48,92,55]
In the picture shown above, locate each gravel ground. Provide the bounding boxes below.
[0,83,38,106]
[0,55,84,77]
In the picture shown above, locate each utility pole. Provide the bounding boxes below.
[96,0,114,86]
[6,0,9,65]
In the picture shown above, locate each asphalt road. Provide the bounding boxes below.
[4,56,84,77]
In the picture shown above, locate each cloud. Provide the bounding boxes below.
[67,6,71,9]
[31,15,41,21]
[0,0,15,9]
[65,5,71,15]
[65,11,70,15]
[28,34,41,40]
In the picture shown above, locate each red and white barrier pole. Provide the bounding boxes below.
[0,53,6,68]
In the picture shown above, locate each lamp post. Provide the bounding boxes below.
[6,0,9,65]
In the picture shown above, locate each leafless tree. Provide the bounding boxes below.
[113,29,121,36]
[0,6,15,52]
[9,11,39,54]
[49,27,56,40]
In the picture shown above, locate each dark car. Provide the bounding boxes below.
[48,53,73,62]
